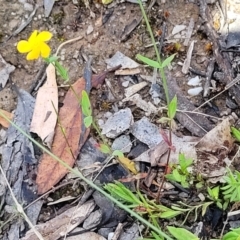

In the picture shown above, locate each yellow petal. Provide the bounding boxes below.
[28,30,38,46]
[26,48,40,60]
[40,42,51,58]
[17,40,31,53]
[37,31,52,42]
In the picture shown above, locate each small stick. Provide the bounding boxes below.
[203,59,215,97]
[182,40,195,74]
[111,223,123,240]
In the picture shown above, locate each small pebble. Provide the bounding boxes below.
[188,76,201,86]
[198,193,205,201]
[108,232,114,240]
[188,87,203,96]
[179,192,189,198]
[122,80,129,87]
[86,25,94,35]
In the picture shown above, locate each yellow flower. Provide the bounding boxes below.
[17,30,52,60]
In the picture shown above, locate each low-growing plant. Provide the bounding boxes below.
[222,168,240,203]
[165,153,193,188]
[207,186,229,210]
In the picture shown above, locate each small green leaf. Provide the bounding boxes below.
[98,144,111,154]
[222,231,240,240]
[201,202,213,216]
[112,150,124,158]
[104,182,141,204]
[157,117,171,124]
[81,90,92,116]
[195,182,203,189]
[136,54,161,68]
[160,210,182,219]
[167,95,177,119]
[44,56,59,63]
[231,127,240,142]
[167,226,199,240]
[216,201,223,209]
[55,61,69,81]
[160,54,176,68]
[84,116,92,128]
[172,169,182,182]
[179,153,193,171]
[151,231,164,240]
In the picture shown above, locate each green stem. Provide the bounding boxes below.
[0,111,173,240]
[92,119,109,146]
[137,0,170,104]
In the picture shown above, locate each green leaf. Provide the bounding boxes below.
[54,61,69,81]
[84,116,92,128]
[222,231,240,240]
[172,169,182,182]
[112,150,124,158]
[167,226,199,240]
[161,54,176,68]
[44,56,59,63]
[98,144,111,154]
[179,153,193,171]
[195,182,203,189]
[160,210,182,219]
[136,54,161,68]
[151,231,164,240]
[81,90,92,116]
[231,127,240,142]
[104,182,141,204]
[216,201,223,209]
[211,186,220,200]
[157,117,170,124]
[202,202,213,216]
[167,95,177,119]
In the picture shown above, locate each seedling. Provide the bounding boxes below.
[165,153,193,188]
[207,186,228,210]
[222,168,240,203]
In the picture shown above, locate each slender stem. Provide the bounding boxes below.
[138,0,169,104]
[0,164,44,240]
[0,111,173,240]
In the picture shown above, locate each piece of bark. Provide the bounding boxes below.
[0,88,42,239]
[203,59,215,97]
[21,200,95,240]
[182,40,195,74]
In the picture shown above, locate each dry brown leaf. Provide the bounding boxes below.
[30,64,58,148]
[0,109,13,128]
[36,77,90,194]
